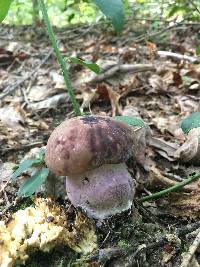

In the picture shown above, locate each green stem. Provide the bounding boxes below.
[140,172,200,202]
[37,0,81,116]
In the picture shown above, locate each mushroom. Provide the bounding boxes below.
[45,116,136,220]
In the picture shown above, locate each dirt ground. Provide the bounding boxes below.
[1,20,200,267]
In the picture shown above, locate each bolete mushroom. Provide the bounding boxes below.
[45,116,136,219]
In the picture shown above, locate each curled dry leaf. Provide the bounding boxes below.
[0,105,25,133]
[30,93,69,110]
[175,128,200,164]
[0,161,16,183]
[149,137,179,162]
[80,83,121,115]
[0,198,97,267]
[148,74,168,93]
[96,83,121,115]
[175,95,199,115]
[79,85,97,112]
[106,85,121,116]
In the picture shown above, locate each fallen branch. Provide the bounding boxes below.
[157,50,199,63]
[91,63,156,83]
[180,229,200,267]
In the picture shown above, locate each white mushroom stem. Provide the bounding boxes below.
[65,163,135,220]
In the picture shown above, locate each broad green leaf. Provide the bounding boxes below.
[114,116,146,128]
[168,5,180,17]
[94,0,124,33]
[181,112,200,134]
[196,45,200,55]
[18,168,49,197]
[66,56,101,74]
[11,158,42,181]
[0,0,13,22]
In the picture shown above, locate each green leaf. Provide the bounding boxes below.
[114,116,146,128]
[0,0,13,22]
[18,168,49,197]
[93,0,124,33]
[168,5,180,17]
[66,56,101,74]
[181,112,200,134]
[11,158,42,181]
[196,45,200,55]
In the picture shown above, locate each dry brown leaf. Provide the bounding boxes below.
[96,83,121,115]
[151,115,178,134]
[0,105,25,133]
[164,190,200,219]
[175,128,200,164]
[49,70,65,89]
[30,93,69,110]
[106,86,121,116]
[28,85,63,102]
[146,41,157,59]
[175,95,200,115]
[79,85,97,111]
[148,74,168,93]
[149,137,179,161]
[162,71,182,87]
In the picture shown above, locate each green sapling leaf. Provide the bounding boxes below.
[93,0,124,33]
[0,0,13,22]
[114,115,146,128]
[181,112,200,134]
[65,56,101,74]
[17,168,49,197]
[11,157,43,181]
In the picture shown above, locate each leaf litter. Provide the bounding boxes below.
[0,21,200,266]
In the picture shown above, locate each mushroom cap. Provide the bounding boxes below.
[45,116,134,176]
[65,163,135,219]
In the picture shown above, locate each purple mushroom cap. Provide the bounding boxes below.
[45,116,134,176]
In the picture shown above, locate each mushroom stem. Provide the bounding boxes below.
[65,163,135,220]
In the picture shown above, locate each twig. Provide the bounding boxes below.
[122,21,184,45]
[157,50,199,63]
[180,229,200,267]
[100,230,111,248]
[140,172,200,202]
[91,64,156,83]
[0,49,53,100]
[2,141,43,153]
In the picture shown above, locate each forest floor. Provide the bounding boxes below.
[0,20,200,267]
